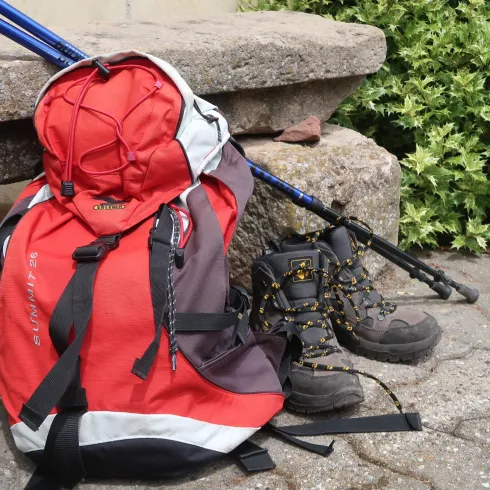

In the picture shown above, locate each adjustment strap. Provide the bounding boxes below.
[19,235,119,431]
[175,311,241,331]
[133,206,174,379]
[175,287,249,339]
[264,423,335,456]
[274,412,422,436]
[233,440,275,472]
[42,409,86,489]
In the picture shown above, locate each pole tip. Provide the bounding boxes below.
[457,285,479,304]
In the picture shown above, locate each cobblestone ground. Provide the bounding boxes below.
[1,251,489,490]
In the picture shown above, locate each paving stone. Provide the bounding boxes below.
[456,417,490,447]
[347,427,489,490]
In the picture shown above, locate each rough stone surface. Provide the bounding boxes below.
[0,120,42,185]
[274,115,322,143]
[1,251,489,489]
[0,11,386,123]
[206,76,364,134]
[229,124,401,290]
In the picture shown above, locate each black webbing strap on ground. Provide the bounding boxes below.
[24,466,62,490]
[132,205,174,380]
[233,440,276,472]
[270,412,422,437]
[264,423,335,456]
[20,235,120,490]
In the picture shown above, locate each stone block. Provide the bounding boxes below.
[0,11,386,123]
[229,125,401,290]
[0,120,42,185]
[206,76,364,134]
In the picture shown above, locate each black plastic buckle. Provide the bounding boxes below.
[91,58,111,80]
[73,234,121,262]
[148,227,173,249]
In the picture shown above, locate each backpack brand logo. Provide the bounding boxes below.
[93,197,129,210]
[289,258,313,282]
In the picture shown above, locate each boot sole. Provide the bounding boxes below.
[286,387,365,414]
[343,326,443,362]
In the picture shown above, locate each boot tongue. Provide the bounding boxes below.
[327,226,357,263]
[326,226,382,303]
[266,247,320,301]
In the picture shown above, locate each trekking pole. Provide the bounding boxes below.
[0,3,479,304]
[0,0,110,77]
[0,18,73,68]
[0,0,87,61]
[247,160,480,304]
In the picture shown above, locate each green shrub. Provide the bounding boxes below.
[240,0,490,253]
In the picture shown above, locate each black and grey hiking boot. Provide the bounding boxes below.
[250,239,364,413]
[322,225,442,362]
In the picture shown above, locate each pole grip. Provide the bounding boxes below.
[456,285,479,304]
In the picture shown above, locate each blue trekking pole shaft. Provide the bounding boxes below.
[0,18,73,68]
[0,0,88,61]
[247,159,479,304]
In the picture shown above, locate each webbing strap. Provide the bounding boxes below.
[175,311,241,331]
[41,409,86,489]
[22,235,120,489]
[132,206,174,379]
[233,440,276,472]
[264,423,335,456]
[272,412,422,436]
[19,261,99,431]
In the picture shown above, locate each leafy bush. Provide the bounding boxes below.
[240,0,490,252]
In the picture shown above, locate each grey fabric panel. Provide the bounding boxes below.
[209,142,254,224]
[0,195,33,228]
[174,183,235,370]
[0,195,35,271]
[199,330,283,394]
[174,163,281,395]
[174,184,227,313]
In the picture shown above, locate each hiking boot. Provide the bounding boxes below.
[322,226,442,362]
[250,238,364,413]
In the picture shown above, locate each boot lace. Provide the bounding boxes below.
[305,216,396,331]
[257,263,340,358]
[256,260,404,414]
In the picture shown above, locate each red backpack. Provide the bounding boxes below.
[0,51,423,490]
[0,52,285,488]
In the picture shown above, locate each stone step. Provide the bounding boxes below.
[0,11,386,126]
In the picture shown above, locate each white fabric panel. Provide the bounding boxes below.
[1,185,53,260]
[11,412,258,455]
[177,107,230,180]
[2,235,10,259]
[175,148,225,212]
[28,185,54,209]
[32,172,46,182]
